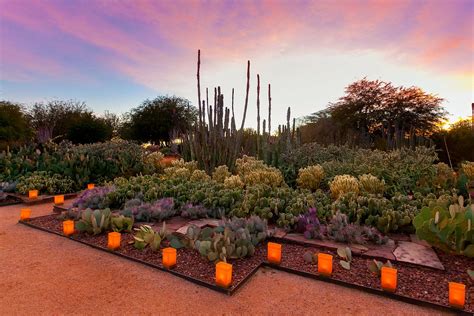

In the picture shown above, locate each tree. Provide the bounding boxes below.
[304,79,447,149]
[121,96,196,144]
[28,100,88,143]
[433,119,474,167]
[66,113,113,144]
[0,101,32,149]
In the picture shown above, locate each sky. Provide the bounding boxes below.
[0,0,473,129]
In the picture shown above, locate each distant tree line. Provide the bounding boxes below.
[0,96,196,150]
[1,79,472,166]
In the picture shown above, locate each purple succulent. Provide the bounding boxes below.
[73,186,115,209]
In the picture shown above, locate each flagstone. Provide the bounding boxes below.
[393,241,444,270]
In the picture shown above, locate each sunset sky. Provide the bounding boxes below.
[1,0,472,129]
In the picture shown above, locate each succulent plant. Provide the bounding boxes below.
[296,207,324,239]
[296,165,324,191]
[329,175,359,199]
[358,174,385,195]
[327,212,387,245]
[75,208,112,235]
[16,171,75,195]
[57,208,82,221]
[143,151,165,170]
[303,251,318,264]
[133,222,168,251]
[368,259,392,275]
[73,186,114,209]
[223,175,244,189]
[413,199,474,257]
[120,198,176,222]
[337,246,352,270]
[111,215,134,232]
[212,165,231,183]
[180,203,209,219]
[190,170,211,182]
[462,161,474,180]
[468,269,474,281]
[188,216,269,262]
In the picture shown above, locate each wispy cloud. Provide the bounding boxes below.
[1,0,472,119]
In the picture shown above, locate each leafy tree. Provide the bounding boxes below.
[304,79,447,149]
[66,113,113,144]
[433,119,474,167]
[0,101,32,149]
[121,96,196,144]
[28,100,88,143]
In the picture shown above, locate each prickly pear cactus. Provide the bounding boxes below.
[413,201,474,257]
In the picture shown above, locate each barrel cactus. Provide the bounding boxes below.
[296,165,324,191]
[223,175,244,189]
[462,161,474,180]
[413,199,474,257]
[358,174,385,195]
[190,170,211,182]
[329,175,359,199]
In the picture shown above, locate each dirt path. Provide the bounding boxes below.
[0,202,450,315]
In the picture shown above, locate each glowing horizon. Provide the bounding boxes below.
[0,0,472,129]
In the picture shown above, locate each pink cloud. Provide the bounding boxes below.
[0,0,471,89]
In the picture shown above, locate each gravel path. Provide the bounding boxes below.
[0,202,451,315]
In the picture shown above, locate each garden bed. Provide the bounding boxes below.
[20,214,472,314]
[8,192,78,205]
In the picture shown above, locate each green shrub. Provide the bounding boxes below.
[0,140,150,190]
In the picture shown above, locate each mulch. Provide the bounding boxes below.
[24,214,473,313]
[0,195,22,207]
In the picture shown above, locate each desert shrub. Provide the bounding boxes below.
[0,140,150,190]
[143,151,165,172]
[329,175,359,199]
[433,163,455,189]
[326,212,387,245]
[281,144,439,195]
[296,165,324,191]
[16,171,74,195]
